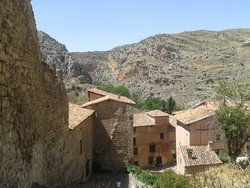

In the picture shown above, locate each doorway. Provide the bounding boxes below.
[156,156,162,167]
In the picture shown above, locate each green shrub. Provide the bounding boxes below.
[218,154,229,164]
[127,164,158,186]
[154,170,192,188]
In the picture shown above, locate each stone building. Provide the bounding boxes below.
[133,110,176,168]
[67,103,94,184]
[82,88,135,172]
[176,145,222,175]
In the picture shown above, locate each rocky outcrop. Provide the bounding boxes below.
[38,31,92,82]
[0,0,68,187]
[71,29,250,106]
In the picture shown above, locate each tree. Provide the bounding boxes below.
[166,96,176,114]
[215,82,250,161]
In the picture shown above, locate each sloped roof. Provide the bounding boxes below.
[174,105,215,125]
[179,145,222,167]
[87,88,135,105]
[146,109,169,117]
[82,96,110,108]
[69,103,94,129]
[133,113,155,127]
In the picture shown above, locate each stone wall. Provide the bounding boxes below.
[63,116,93,185]
[85,100,133,172]
[0,0,89,187]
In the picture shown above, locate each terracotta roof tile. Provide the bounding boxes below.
[180,145,222,167]
[87,88,135,105]
[133,113,155,127]
[69,103,94,129]
[146,109,169,117]
[174,105,215,125]
[82,96,110,108]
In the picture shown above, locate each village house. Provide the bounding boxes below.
[133,110,176,168]
[66,103,94,183]
[174,101,226,155]
[176,144,222,175]
[82,88,135,172]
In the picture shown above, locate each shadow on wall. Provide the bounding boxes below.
[93,116,128,173]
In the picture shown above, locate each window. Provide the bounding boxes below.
[133,128,136,132]
[80,139,83,155]
[247,145,250,150]
[173,153,176,159]
[133,147,138,155]
[160,133,164,139]
[148,157,154,165]
[133,138,136,146]
[216,134,221,141]
[134,161,139,166]
[149,144,156,153]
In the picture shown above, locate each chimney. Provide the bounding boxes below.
[208,141,213,151]
[118,95,121,99]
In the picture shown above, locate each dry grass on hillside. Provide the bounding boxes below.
[191,163,250,188]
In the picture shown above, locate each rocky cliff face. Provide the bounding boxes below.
[0,0,68,187]
[71,29,250,106]
[38,31,92,82]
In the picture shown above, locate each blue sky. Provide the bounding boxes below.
[31,0,250,52]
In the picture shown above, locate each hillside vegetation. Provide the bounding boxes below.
[71,29,250,106]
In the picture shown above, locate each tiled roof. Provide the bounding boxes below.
[179,145,222,167]
[82,96,110,108]
[146,109,169,117]
[133,113,155,127]
[87,88,135,105]
[174,105,215,125]
[192,100,220,111]
[69,103,94,129]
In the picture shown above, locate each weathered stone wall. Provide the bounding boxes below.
[85,100,133,172]
[63,116,93,184]
[0,0,78,187]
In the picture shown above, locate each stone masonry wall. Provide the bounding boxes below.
[63,116,93,185]
[86,100,133,172]
[0,0,69,187]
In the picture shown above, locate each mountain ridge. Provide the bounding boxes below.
[70,28,250,106]
[39,29,250,106]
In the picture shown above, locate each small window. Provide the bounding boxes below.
[133,147,138,155]
[133,128,136,132]
[133,138,136,146]
[160,133,164,139]
[173,153,176,159]
[134,161,139,166]
[80,139,83,155]
[149,144,156,153]
[148,157,154,165]
[216,134,221,141]
[247,145,250,150]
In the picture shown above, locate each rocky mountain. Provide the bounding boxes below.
[71,29,250,106]
[38,31,92,82]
